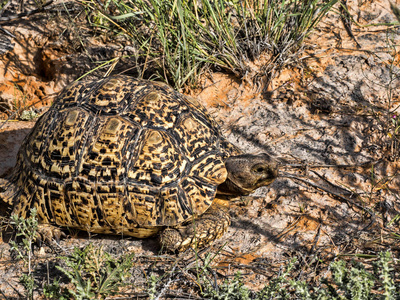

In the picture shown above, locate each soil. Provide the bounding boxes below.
[0,0,400,298]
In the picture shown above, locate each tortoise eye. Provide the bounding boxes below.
[252,166,266,173]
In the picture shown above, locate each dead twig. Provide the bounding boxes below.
[339,0,361,49]
[274,215,302,242]
[310,224,321,255]
[310,170,354,196]
[0,0,12,16]
[1,279,24,299]
[0,0,53,24]
[281,172,376,231]
[282,159,381,170]
[0,25,15,38]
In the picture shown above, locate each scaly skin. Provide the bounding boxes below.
[159,204,231,252]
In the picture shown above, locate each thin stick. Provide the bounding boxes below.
[282,160,381,170]
[0,0,53,24]
[282,172,376,231]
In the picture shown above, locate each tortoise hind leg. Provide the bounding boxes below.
[159,205,230,252]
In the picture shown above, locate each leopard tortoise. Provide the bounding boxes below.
[0,75,278,252]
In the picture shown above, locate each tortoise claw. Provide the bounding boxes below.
[36,224,66,245]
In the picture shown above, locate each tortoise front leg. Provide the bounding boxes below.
[36,223,66,245]
[159,205,230,252]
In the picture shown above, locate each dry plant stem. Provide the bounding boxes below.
[0,0,53,23]
[310,224,322,254]
[275,216,303,242]
[0,83,55,130]
[0,0,13,16]
[0,289,8,299]
[4,279,23,298]
[310,170,354,195]
[0,112,18,131]
[283,159,381,170]
[339,0,361,48]
[281,172,376,230]
[0,25,14,37]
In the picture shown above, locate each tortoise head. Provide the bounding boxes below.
[217,153,279,196]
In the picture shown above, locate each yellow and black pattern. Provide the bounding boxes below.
[80,116,139,183]
[173,114,218,162]
[129,90,187,129]
[40,109,91,179]
[0,75,239,238]
[188,154,227,184]
[128,129,187,185]
[23,110,58,169]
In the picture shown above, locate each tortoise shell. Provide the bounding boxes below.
[2,76,241,237]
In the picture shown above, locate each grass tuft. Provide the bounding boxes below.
[80,0,338,88]
[53,243,135,299]
[9,208,39,300]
